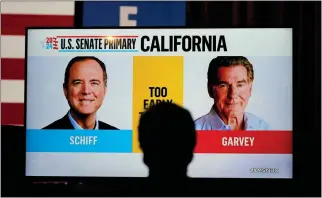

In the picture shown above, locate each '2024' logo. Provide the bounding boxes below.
[45,37,59,50]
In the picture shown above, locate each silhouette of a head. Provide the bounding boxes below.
[138,102,197,178]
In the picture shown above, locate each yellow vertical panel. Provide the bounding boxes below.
[132,56,184,152]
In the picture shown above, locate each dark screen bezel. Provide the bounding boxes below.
[23,26,319,197]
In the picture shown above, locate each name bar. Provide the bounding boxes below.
[26,129,132,153]
[195,130,292,154]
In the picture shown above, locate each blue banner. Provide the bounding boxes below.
[82,1,186,27]
[26,130,132,153]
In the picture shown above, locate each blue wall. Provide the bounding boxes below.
[82,1,186,27]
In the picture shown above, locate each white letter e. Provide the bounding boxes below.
[120,6,137,26]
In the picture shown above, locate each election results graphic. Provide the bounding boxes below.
[26,28,293,179]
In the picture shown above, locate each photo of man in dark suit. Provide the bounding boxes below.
[43,56,118,130]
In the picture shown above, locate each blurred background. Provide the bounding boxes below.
[1,1,321,196]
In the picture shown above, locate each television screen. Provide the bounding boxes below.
[25,28,293,178]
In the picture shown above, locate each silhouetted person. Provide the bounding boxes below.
[138,102,197,195]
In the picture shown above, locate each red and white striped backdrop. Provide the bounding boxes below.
[1,2,75,126]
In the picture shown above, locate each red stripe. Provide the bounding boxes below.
[1,103,24,126]
[194,130,292,154]
[1,14,74,36]
[56,36,139,38]
[1,59,25,80]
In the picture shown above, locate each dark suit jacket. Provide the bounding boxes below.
[42,113,119,130]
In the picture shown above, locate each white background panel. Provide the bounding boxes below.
[26,153,292,178]
[26,28,293,178]
[27,28,292,56]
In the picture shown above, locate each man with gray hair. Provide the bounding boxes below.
[195,56,270,130]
